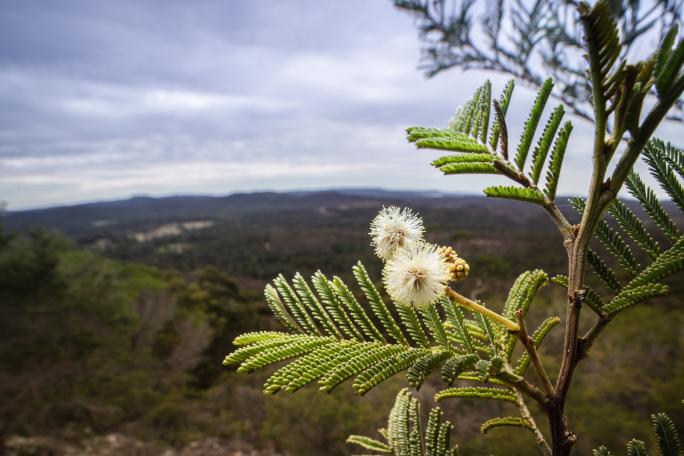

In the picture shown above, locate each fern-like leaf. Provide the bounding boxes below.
[420,306,449,349]
[587,249,622,293]
[349,389,458,456]
[580,0,622,117]
[514,316,561,376]
[435,386,517,403]
[625,172,680,243]
[396,304,430,348]
[354,349,430,395]
[353,262,408,345]
[415,135,489,153]
[431,153,494,167]
[346,435,391,453]
[441,354,479,385]
[603,283,669,316]
[293,272,341,337]
[480,416,532,435]
[652,412,683,456]
[312,271,364,340]
[531,105,565,184]
[439,161,499,175]
[408,351,451,389]
[655,25,684,96]
[440,297,475,353]
[626,439,647,456]
[484,185,547,205]
[273,274,320,334]
[608,200,661,259]
[643,139,684,214]
[502,269,549,357]
[263,285,300,332]
[514,78,554,171]
[625,237,684,289]
[593,446,614,456]
[543,121,572,200]
[595,221,641,276]
[331,276,385,341]
[489,80,515,152]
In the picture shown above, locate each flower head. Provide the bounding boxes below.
[383,242,450,309]
[370,206,425,260]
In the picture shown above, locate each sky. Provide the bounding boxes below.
[0,1,681,210]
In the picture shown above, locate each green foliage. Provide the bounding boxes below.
[608,200,661,259]
[567,146,684,317]
[543,121,572,200]
[406,79,573,204]
[655,25,684,97]
[644,140,684,214]
[653,413,683,456]
[625,171,680,243]
[435,386,516,403]
[594,412,683,456]
[483,186,546,205]
[627,439,648,456]
[225,265,555,412]
[515,78,554,171]
[593,446,613,456]
[514,316,561,376]
[489,80,514,152]
[579,0,621,118]
[480,416,533,435]
[347,388,458,456]
[531,104,565,184]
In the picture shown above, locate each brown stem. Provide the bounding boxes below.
[547,69,683,456]
[492,159,575,241]
[515,309,556,397]
[576,315,612,362]
[514,390,552,456]
[496,370,548,406]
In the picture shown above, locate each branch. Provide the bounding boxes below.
[493,159,575,241]
[514,389,553,456]
[446,287,519,331]
[395,0,684,123]
[496,369,548,406]
[515,309,555,397]
[576,315,612,362]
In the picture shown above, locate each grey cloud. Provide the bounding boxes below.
[1,1,679,210]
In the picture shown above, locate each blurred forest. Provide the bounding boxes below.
[1,190,682,455]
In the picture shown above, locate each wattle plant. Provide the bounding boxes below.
[225,1,684,454]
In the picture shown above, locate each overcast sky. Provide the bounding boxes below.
[0,1,681,210]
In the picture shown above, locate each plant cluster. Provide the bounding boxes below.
[226,1,684,454]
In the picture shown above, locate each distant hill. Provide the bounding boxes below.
[3,189,536,238]
[4,188,680,284]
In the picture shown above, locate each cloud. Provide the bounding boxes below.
[0,0,680,210]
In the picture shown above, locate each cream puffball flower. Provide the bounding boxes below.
[370,206,425,261]
[383,242,451,309]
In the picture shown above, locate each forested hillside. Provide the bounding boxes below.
[2,191,682,454]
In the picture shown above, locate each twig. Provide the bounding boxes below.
[446,287,519,331]
[514,389,553,456]
[515,309,556,397]
[496,370,548,406]
[576,315,612,362]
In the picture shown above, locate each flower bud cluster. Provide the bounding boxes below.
[439,246,470,282]
[369,206,469,310]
